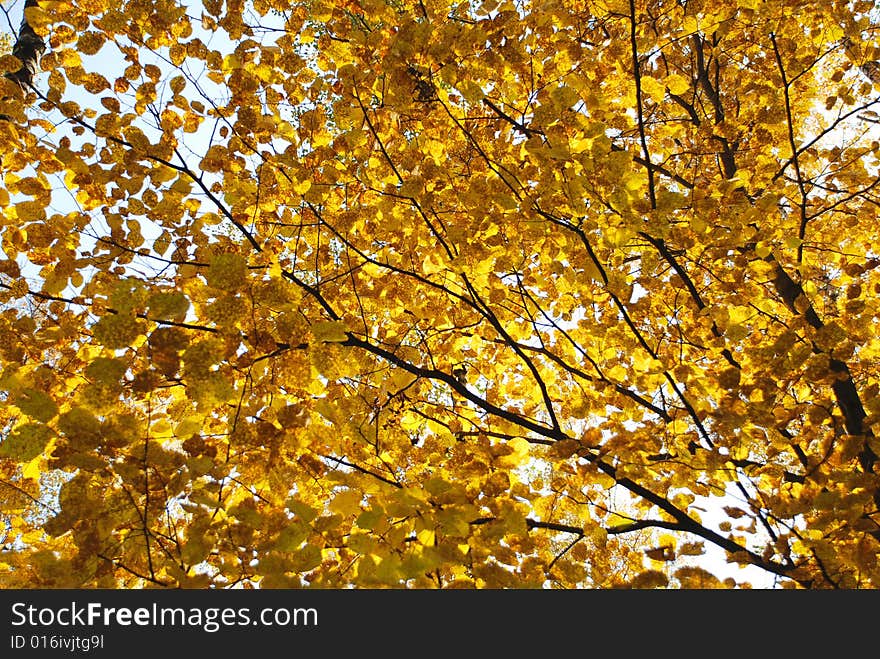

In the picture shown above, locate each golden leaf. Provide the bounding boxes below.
[0,423,54,462]
[205,253,248,291]
[311,321,348,343]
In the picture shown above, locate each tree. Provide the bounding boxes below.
[0,0,879,589]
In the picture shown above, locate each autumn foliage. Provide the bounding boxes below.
[1,0,880,589]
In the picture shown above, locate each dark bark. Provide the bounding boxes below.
[9,0,44,88]
[1,0,45,120]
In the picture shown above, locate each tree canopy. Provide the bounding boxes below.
[1,0,880,589]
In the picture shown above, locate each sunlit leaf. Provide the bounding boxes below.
[1,0,878,592]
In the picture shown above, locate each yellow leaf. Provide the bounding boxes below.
[496,437,531,467]
[629,570,670,589]
[24,6,53,30]
[91,314,145,349]
[15,389,58,423]
[326,490,361,519]
[422,252,448,275]
[458,80,485,104]
[147,291,190,321]
[550,85,580,109]
[77,32,105,56]
[640,76,666,103]
[644,546,675,562]
[417,528,435,546]
[152,419,172,436]
[205,253,248,290]
[289,545,322,573]
[221,54,241,72]
[312,320,348,343]
[22,454,43,480]
[0,55,21,75]
[665,73,690,95]
[0,423,54,462]
[674,566,724,588]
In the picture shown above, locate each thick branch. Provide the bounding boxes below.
[629,0,657,208]
[770,33,810,264]
[7,0,44,90]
